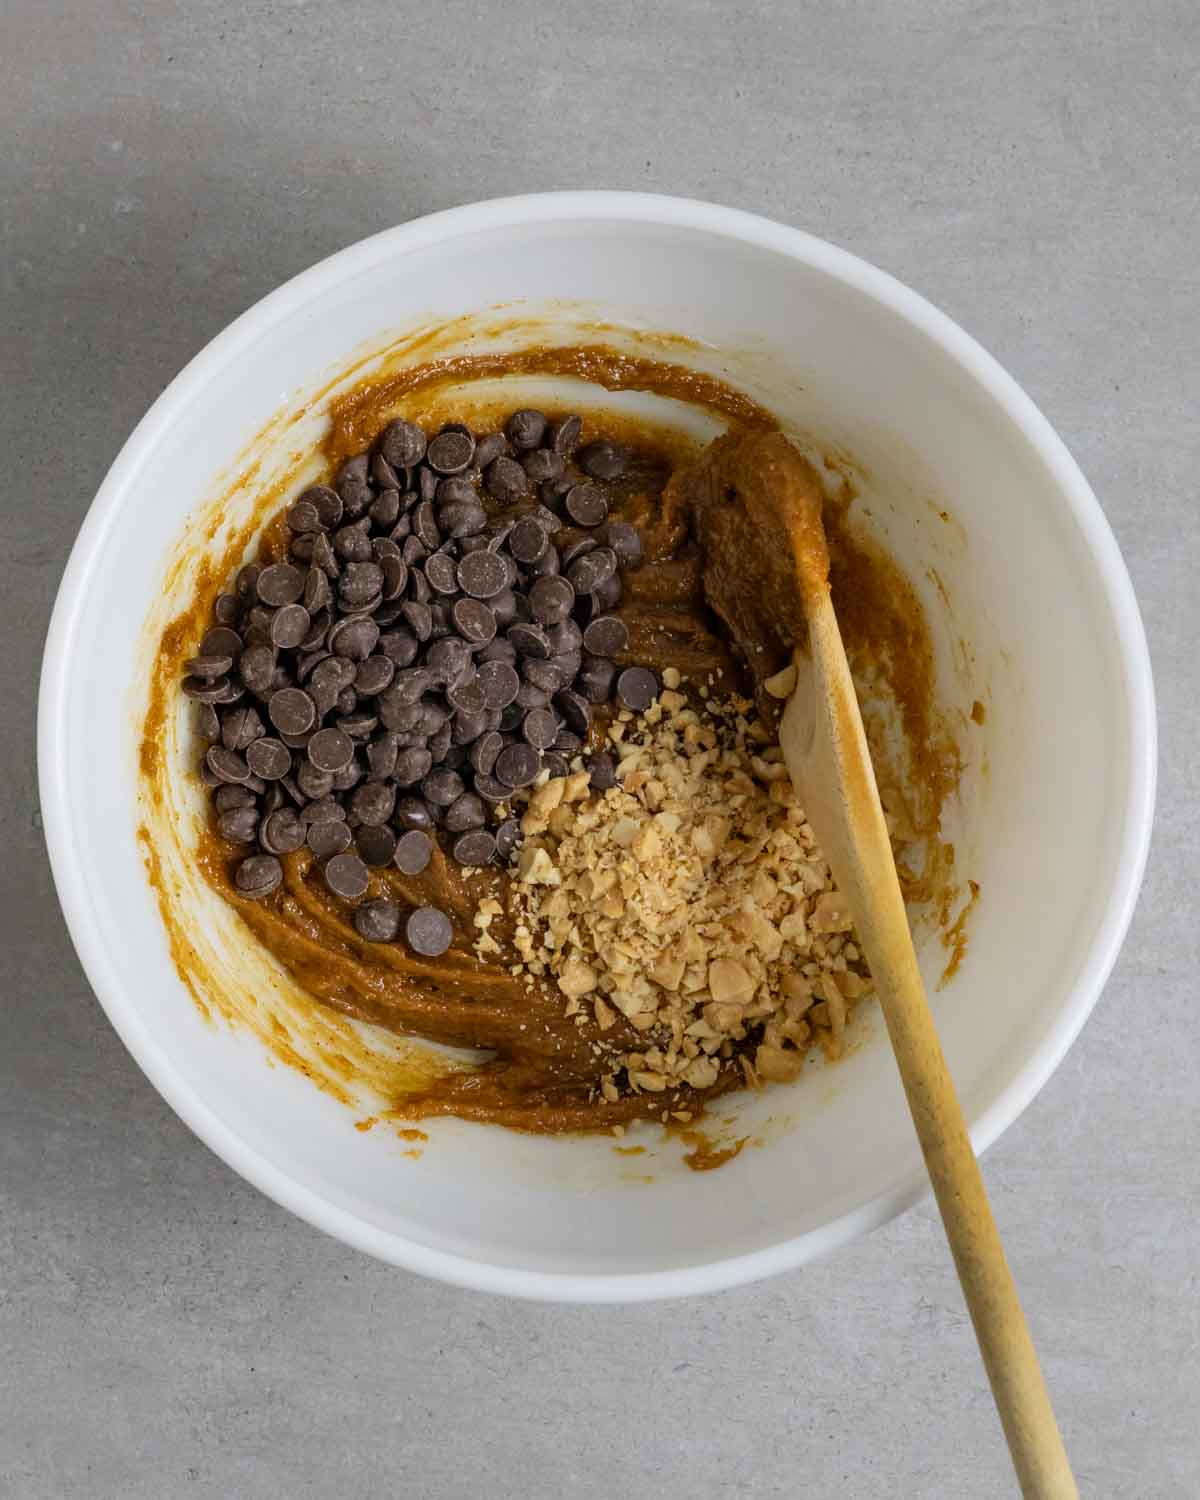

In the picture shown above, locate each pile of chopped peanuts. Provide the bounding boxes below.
[474,667,877,1106]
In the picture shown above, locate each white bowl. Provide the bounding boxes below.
[39,193,1155,1301]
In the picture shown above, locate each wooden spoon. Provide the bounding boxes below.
[700,432,1078,1500]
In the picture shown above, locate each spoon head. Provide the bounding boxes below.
[681,429,830,712]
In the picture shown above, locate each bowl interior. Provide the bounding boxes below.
[42,200,1149,1297]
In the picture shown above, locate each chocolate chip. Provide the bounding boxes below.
[337,452,371,505]
[479,636,517,665]
[379,629,419,667]
[554,689,592,736]
[452,830,496,866]
[473,432,508,468]
[422,638,468,687]
[353,824,395,868]
[604,520,643,567]
[578,440,627,481]
[509,517,548,564]
[441,504,489,543]
[488,589,517,628]
[395,797,434,832]
[206,745,251,784]
[186,653,234,680]
[346,780,391,826]
[245,736,291,780]
[221,705,265,752]
[194,702,221,741]
[435,792,480,834]
[339,559,384,607]
[394,747,434,786]
[380,555,408,602]
[366,734,399,781]
[355,655,395,696]
[427,430,475,475]
[469,730,504,777]
[324,850,369,901]
[379,420,425,470]
[515,679,551,710]
[447,597,493,645]
[564,484,608,529]
[269,603,310,650]
[506,408,547,450]
[332,760,363,794]
[256,564,305,607]
[451,709,487,746]
[528,575,575,625]
[304,567,333,616]
[616,665,659,711]
[494,819,521,860]
[548,414,582,456]
[495,742,540,789]
[457,550,508,600]
[462,774,502,808]
[554,729,584,754]
[560,536,598,568]
[354,899,401,942]
[405,906,453,957]
[213,784,255,814]
[587,752,618,790]
[296,760,335,800]
[424,552,458,595]
[578,655,617,703]
[422,768,465,807]
[259,807,307,855]
[412,499,440,551]
[329,616,379,662]
[522,448,564,484]
[235,854,283,899]
[235,644,275,694]
[370,489,401,529]
[310,531,338,576]
[307,819,353,859]
[484,455,529,503]
[401,601,433,642]
[372,453,402,491]
[338,711,378,740]
[446,673,487,715]
[236,563,262,598]
[582,614,629,656]
[522,707,559,749]
[546,618,583,655]
[217,806,259,843]
[416,465,438,504]
[302,794,344,824]
[214,594,241,626]
[268,687,317,736]
[566,549,612,594]
[508,622,550,659]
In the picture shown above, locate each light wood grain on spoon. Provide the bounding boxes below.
[729,432,1078,1500]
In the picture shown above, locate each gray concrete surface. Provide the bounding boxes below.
[2,1,1197,1495]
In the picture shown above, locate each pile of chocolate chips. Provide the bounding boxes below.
[183,407,660,952]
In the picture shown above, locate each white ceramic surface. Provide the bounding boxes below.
[39,193,1155,1301]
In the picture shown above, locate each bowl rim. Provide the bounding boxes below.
[38,191,1157,1302]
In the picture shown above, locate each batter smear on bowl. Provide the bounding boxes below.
[149,346,956,1135]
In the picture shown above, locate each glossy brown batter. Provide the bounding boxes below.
[142,341,959,1135]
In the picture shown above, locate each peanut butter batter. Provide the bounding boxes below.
[141,342,959,1135]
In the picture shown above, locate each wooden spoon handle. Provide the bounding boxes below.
[878,940,1078,1499]
[781,595,1078,1500]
